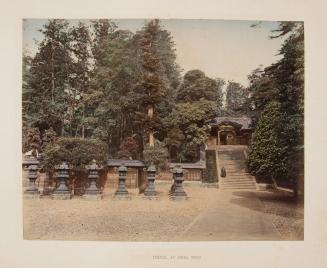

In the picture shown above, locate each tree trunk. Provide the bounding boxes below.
[51,42,55,104]
[148,106,154,147]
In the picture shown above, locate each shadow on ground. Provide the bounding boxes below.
[230,190,303,217]
[229,190,304,240]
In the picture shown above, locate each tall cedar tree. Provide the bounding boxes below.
[247,21,304,187]
[138,20,165,147]
[90,28,141,154]
[67,22,93,137]
[225,81,249,116]
[24,19,73,137]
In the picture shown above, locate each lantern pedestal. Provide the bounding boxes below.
[143,165,157,199]
[25,165,39,198]
[114,164,130,200]
[52,162,72,200]
[170,165,188,201]
[83,160,102,200]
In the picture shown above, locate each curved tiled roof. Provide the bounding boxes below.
[209,116,252,130]
[107,159,145,167]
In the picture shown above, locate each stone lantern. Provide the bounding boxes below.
[144,165,157,198]
[52,162,71,199]
[114,164,129,198]
[25,164,39,198]
[83,159,102,200]
[170,165,187,200]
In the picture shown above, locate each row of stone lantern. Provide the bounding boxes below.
[25,161,188,200]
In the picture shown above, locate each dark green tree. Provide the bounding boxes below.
[225,81,249,115]
[23,19,73,136]
[136,19,169,147]
[90,29,142,154]
[248,101,295,181]
[177,69,221,104]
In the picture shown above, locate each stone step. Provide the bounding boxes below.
[221,184,255,187]
[220,187,256,190]
[223,174,253,178]
[222,180,255,184]
[221,180,255,185]
[223,171,251,174]
[224,173,254,179]
[221,181,254,184]
[220,185,256,190]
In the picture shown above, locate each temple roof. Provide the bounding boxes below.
[208,116,252,130]
[107,159,145,167]
[169,161,206,170]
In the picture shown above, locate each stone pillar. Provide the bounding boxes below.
[217,131,220,145]
[144,165,157,198]
[25,164,39,198]
[83,160,102,200]
[114,164,130,199]
[52,162,71,200]
[170,165,187,200]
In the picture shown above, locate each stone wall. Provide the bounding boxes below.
[104,167,140,190]
[157,169,202,181]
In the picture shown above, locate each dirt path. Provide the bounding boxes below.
[23,183,303,241]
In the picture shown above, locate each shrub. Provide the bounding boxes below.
[118,136,140,159]
[248,101,294,181]
[42,137,108,170]
[143,141,168,170]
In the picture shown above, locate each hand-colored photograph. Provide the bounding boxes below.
[22,19,304,241]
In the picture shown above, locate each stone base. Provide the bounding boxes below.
[52,193,72,200]
[24,192,40,199]
[170,195,189,201]
[142,195,158,200]
[201,182,219,188]
[113,194,131,200]
[83,194,102,200]
[256,183,273,191]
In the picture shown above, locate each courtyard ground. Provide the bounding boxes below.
[23,182,304,241]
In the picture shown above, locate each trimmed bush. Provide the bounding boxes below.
[42,137,108,170]
[248,101,294,181]
[143,141,169,170]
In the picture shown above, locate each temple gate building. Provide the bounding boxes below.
[207,116,253,146]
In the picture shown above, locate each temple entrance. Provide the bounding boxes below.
[219,132,227,145]
[208,117,253,147]
[218,131,235,145]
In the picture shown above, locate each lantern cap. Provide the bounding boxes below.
[88,159,101,170]
[173,164,183,174]
[57,162,69,170]
[147,165,156,172]
[118,164,127,172]
[29,164,38,170]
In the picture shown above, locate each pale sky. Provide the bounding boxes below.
[23,19,284,86]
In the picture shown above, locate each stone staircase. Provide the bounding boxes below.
[203,149,219,183]
[217,145,256,190]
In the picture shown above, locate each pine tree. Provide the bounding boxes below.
[137,20,165,147]
[25,19,73,136]
[225,81,249,115]
[248,101,291,181]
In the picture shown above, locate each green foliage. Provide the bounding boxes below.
[165,99,217,162]
[177,69,223,105]
[225,81,249,115]
[118,136,140,159]
[247,21,304,185]
[42,137,107,170]
[24,127,42,152]
[248,101,294,181]
[143,141,169,170]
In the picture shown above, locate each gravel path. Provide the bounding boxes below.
[23,182,303,241]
